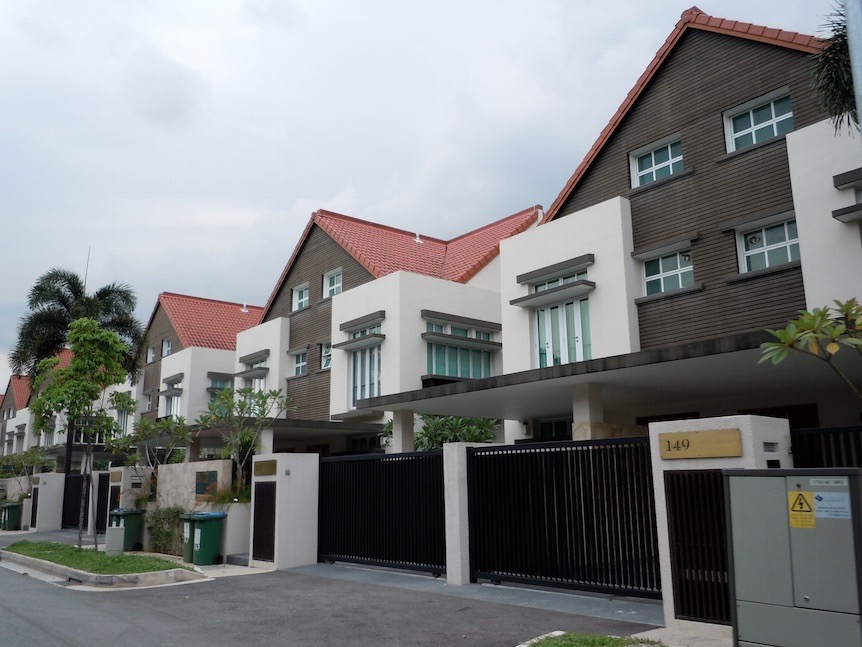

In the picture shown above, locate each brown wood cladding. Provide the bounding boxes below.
[555,31,826,349]
[265,225,375,420]
[140,304,184,422]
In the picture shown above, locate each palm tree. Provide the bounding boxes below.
[10,268,145,380]
[813,7,857,133]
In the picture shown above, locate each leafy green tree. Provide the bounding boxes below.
[382,415,499,450]
[0,448,54,498]
[10,268,145,380]
[196,387,295,490]
[760,298,862,403]
[111,416,190,471]
[30,318,130,549]
[813,7,858,133]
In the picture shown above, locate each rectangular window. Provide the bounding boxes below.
[644,250,694,295]
[351,343,381,407]
[146,346,155,363]
[161,338,172,357]
[117,409,129,436]
[324,269,343,298]
[534,271,588,293]
[292,284,309,311]
[426,343,492,379]
[209,377,233,403]
[145,394,152,412]
[321,342,332,369]
[740,220,799,272]
[166,395,181,418]
[293,352,307,376]
[632,140,683,187]
[726,93,794,152]
[535,298,591,367]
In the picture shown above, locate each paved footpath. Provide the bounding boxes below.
[0,528,730,646]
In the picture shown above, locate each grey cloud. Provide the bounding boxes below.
[117,44,211,129]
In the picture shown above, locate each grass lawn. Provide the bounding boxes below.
[529,634,666,647]
[3,541,192,575]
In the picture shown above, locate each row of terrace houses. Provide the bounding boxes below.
[2,7,862,467]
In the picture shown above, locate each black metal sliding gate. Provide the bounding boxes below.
[467,438,660,598]
[318,451,446,574]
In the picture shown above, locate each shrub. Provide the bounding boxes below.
[145,505,185,556]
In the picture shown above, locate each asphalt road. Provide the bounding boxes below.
[0,562,656,646]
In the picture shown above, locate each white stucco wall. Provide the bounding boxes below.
[499,196,640,373]
[329,271,502,418]
[159,347,236,421]
[787,118,862,308]
[235,317,291,393]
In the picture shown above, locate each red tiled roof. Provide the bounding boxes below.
[542,7,823,225]
[55,348,73,370]
[263,206,540,314]
[9,375,31,410]
[150,293,264,351]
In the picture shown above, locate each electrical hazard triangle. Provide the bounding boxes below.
[792,493,813,513]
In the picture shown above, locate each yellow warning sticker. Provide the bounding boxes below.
[788,491,816,529]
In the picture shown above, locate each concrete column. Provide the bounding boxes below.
[443,443,472,585]
[250,453,319,570]
[649,414,790,635]
[260,427,274,454]
[186,436,201,462]
[389,410,415,453]
[503,419,529,444]
[571,382,609,440]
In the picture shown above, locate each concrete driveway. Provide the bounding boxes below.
[0,528,662,646]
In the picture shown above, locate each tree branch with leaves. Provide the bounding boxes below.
[30,318,130,549]
[196,387,295,490]
[760,298,862,403]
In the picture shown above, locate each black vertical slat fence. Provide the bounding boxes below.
[318,451,446,574]
[791,426,862,468]
[467,438,660,598]
[664,470,730,625]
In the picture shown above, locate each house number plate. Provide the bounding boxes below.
[658,428,742,459]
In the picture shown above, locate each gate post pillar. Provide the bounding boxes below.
[250,453,319,570]
[444,442,472,585]
[650,414,790,634]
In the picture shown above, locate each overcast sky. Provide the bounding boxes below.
[0,0,833,388]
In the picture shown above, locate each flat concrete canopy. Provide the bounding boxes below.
[357,332,862,422]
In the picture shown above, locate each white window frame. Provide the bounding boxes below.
[145,394,152,412]
[629,134,683,188]
[293,351,307,376]
[161,338,172,357]
[324,268,343,298]
[146,346,156,363]
[534,298,591,368]
[292,283,309,311]
[166,394,182,418]
[351,343,381,407]
[321,342,332,370]
[643,250,694,296]
[723,88,794,153]
[737,218,799,273]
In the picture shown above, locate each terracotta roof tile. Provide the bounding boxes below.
[542,7,823,224]
[154,293,264,351]
[262,206,540,316]
[9,375,31,410]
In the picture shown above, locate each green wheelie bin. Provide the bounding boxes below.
[180,513,197,563]
[192,511,227,566]
[1,502,22,530]
[109,508,145,551]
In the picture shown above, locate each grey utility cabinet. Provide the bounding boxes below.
[725,469,862,647]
